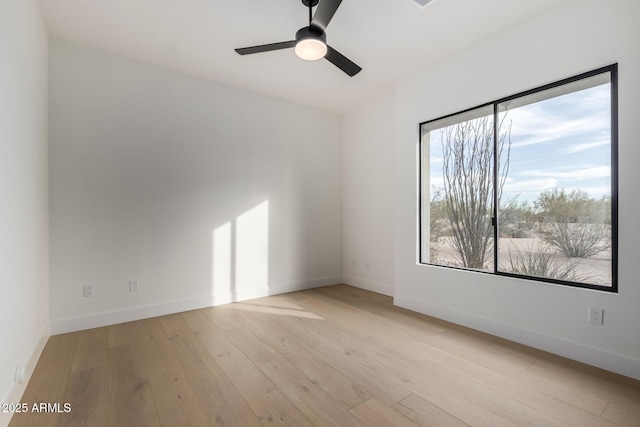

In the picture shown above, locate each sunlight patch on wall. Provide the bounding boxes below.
[212,201,269,298]
[236,201,269,290]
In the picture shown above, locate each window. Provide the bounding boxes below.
[419,65,617,292]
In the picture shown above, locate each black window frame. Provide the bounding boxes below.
[418,64,618,293]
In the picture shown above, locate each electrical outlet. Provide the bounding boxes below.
[589,307,604,325]
[129,280,138,292]
[83,285,94,298]
[15,364,26,384]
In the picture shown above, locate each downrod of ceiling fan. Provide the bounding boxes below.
[303,0,319,24]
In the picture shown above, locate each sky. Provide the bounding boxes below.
[427,82,612,204]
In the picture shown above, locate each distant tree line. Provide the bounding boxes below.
[431,187,612,264]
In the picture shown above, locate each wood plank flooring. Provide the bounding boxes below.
[9,285,640,426]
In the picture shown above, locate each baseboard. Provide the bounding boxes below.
[394,293,640,381]
[342,275,394,296]
[0,323,51,427]
[50,276,341,335]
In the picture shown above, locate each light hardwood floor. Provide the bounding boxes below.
[9,285,640,426]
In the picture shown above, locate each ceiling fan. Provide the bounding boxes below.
[235,0,362,77]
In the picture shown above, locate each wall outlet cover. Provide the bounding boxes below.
[589,306,604,325]
[83,285,94,298]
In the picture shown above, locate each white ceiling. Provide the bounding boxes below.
[38,0,568,114]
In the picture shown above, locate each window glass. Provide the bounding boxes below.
[421,105,495,272]
[419,66,616,291]
[497,75,612,286]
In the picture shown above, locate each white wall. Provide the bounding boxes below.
[49,40,343,333]
[393,0,640,379]
[0,0,50,413]
[342,90,396,295]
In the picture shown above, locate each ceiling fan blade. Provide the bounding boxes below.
[235,41,296,55]
[311,0,342,32]
[325,45,361,77]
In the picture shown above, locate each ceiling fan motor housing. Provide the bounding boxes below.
[296,26,326,44]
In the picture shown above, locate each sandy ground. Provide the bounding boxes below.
[429,237,612,287]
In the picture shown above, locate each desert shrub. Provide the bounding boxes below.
[500,198,537,238]
[537,222,610,258]
[534,189,610,258]
[506,242,579,281]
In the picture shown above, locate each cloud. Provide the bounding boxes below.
[562,139,610,154]
[429,174,444,189]
[576,184,611,197]
[503,177,559,198]
[506,109,609,150]
[515,165,610,181]
[502,165,611,202]
[503,84,610,150]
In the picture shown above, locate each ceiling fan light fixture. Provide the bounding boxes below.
[294,27,327,61]
[295,38,327,61]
